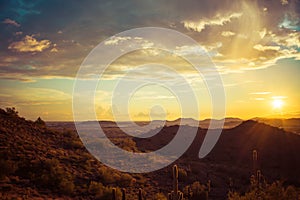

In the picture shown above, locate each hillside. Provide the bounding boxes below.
[134,120,300,196]
[1,108,300,199]
[0,108,152,199]
[204,120,300,183]
[253,117,300,134]
[135,120,300,183]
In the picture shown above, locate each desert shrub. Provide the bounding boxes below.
[24,158,75,194]
[98,167,115,184]
[178,168,188,182]
[59,178,75,195]
[98,167,133,186]
[284,185,298,200]
[184,181,208,200]
[153,192,167,200]
[71,140,84,148]
[228,181,299,200]
[62,129,75,138]
[264,181,284,199]
[64,139,84,149]
[5,107,18,117]
[88,181,104,195]
[227,191,244,200]
[80,159,92,171]
[133,174,147,184]
[88,181,112,199]
[35,117,45,126]
[118,173,134,187]
[0,159,17,179]
[62,129,84,150]
[112,138,138,152]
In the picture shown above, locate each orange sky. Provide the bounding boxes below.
[0,0,299,121]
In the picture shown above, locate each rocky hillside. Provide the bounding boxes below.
[0,108,150,199]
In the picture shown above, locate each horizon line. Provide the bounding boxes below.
[44,116,299,123]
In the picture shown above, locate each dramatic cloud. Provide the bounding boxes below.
[8,35,51,53]
[221,31,236,37]
[182,13,242,32]
[0,0,299,120]
[50,48,58,52]
[250,92,271,95]
[271,32,300,48]
[104,36,132,45]
[253,44,281,51]
[2,18,20,27]
[0,0,299,79]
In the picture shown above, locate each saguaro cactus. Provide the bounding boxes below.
[256,170,261,187]
[112,188,117,200]
[173,165,178,195]
[207,180,211,193]
[252,150,258,175]
[168,165,184,200]
[138,188,143,200]
[122,188,126,200]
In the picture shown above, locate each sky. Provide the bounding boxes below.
[0,0,299,121]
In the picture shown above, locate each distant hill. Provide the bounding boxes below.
[203,120,300,184]
[152,117,242,129]
[48,117,300,136]
[198,117,243,129]
[135,120,300,186]
[252,117,300,134]
[47,118,243,138]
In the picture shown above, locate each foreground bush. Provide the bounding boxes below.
[0,159,17,179]
[228,181,298,200]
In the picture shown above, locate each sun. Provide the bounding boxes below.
[272,99,284,109]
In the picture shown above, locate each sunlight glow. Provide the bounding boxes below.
[272,99,284,109]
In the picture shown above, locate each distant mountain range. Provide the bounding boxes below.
[165,117,300,134]
[59,117,300,135]
[252,117,300,134]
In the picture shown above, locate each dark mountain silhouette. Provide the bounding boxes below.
[252,117,300,134]
[133,120,300,198]
[204,120,300,183]
[135,120,300,186]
